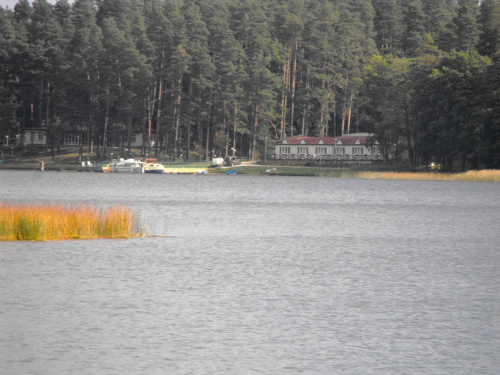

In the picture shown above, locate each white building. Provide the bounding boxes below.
[272,133,382,162]
[23,128,47,145]
[23,128,144,148]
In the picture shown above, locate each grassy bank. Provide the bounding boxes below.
[0,204,146,241]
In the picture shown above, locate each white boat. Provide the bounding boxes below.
[110,158,144,173]
[144,159,165,174]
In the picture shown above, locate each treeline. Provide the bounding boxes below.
[0,0,499,169]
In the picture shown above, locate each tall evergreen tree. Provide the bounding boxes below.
[421,0,456,51]
[0,6,20,151]
[143,0,174,157]
[181,0,215,160]
[478,0,500,57]
[198,0,245,159]
[401,0,426,57]
[372,0,403,55]
[456,0,480,52]
[478,54,500,167]
[66,0,102,158]
[231,0,278,159]
[99,17,150,158]
[28,0,65,157]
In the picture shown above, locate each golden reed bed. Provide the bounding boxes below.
[0,204,146,241]
[354,169,500,182]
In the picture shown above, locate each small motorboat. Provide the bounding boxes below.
[144,159,165,174]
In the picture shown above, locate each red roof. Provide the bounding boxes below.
[277,135,370,146]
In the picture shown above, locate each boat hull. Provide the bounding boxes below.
[144,164,165,174]
[111,166,144,173]
[145,169,164,174]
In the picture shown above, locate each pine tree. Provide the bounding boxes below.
[99,17,150,159]
[182,0,215,160]
[66,0,102,158]
[372,0,403,55]
[478,0,500,57]
[143,0,174,157]
[401,0,427,57]
[456,0,480,52]
[28,0,65,157]
[421,0,456,51]
[0,6,20,151]
[301,0,339,137]
[231,0,278,160]
[478,54,500,167]
[272,0,304,139]
[198,0,245,160]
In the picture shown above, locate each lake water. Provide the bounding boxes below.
[1,170,499,374]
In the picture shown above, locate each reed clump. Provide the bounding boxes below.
[355,169,500,182]
[0,204,146,241]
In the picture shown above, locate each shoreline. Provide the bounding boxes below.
[2,161,499,182]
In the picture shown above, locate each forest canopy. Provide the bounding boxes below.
[1,0,500,170]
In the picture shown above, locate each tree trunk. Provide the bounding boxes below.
[280,48,287,140]
[103,80,110,159]
[302,68,310,136]
[46,81,55,159]
[333,87,337,136]
[79,121,83,161]
[290,42,298,138]
[341,74,349,135]
[147,86,155,157]
[251,102,259,160]
[347,94,353,134]
[173,75,182,161]
[197,96,203,159]
[233,99,237,156]
[155,81,163,157]
[205,99,212,161]
[127,116,132,157]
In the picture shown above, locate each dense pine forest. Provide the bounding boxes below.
[1,0,499,170]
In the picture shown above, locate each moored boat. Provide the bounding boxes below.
[110,158,144,173]
[144,159,165,174]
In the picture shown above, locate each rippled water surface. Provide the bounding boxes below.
[1,171,499,374]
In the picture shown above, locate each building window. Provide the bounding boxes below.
[64,134,79,145]
[315,147,327,155]
[352,147,364,155]
[333,147,345,155]
[38,132,44,141]
[280,146,291,154]
[298,147,309,154]
[370,147,379,155]
[123,134,136,143]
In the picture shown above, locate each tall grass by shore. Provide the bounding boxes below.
[225,166,500,181]
[312,169,500,181]
[352,169,500,182]
[0,204,146,241]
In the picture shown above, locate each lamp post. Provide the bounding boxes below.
[265,137,268,165]
[5,135,8,146]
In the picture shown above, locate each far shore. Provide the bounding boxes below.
[1,149,499,182]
